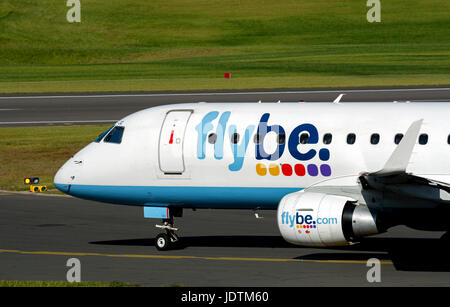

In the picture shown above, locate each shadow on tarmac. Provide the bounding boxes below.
[91,235,292,248]
[90,235,450,272]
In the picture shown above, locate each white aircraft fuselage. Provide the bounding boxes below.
[54,102,450,248]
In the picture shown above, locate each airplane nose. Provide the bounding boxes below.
[55,183,70,194]
[54,161,72,194]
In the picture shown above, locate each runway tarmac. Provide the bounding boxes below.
[1,192,449,286]
[1,86,450,126]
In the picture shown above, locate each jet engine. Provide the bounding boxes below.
[277,191,379,247]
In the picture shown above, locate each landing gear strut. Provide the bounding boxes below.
[155,217,180,251]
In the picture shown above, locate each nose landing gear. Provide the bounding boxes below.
[155,218,180,251]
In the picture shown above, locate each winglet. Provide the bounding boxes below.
[333,94,345,104]
[370,119,423,177]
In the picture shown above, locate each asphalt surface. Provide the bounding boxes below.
[1,86,450,126]
[1,192,450,286]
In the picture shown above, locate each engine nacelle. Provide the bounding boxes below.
[277,191,379,247]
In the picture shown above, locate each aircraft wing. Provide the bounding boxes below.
[307,118,450,204]
[358,118,450,196]
[365,119,423,177]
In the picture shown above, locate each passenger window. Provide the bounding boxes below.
[370,133,380,145]
[103,126,125,144]
[231,133,240,144]
[277,133,286,144]
[347,133,356,145]
[323,133,332,145]
[94,126,113,143]
[394,133,403,144]
[419,134,428,145]
[208,133,217,144]
[299,133,309,144]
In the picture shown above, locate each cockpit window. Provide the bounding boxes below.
[94,126,113,143]
[103,126,125,144]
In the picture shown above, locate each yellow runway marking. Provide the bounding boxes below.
[0,249,393,265]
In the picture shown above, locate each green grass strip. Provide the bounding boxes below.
[0,125,109,191]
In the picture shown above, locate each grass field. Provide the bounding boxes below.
[0,280,138,287]
[0,125,109,191]
[0,0,449,93]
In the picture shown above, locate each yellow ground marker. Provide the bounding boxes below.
[0,249,393,265]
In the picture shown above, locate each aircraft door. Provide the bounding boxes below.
[159,110,192,174]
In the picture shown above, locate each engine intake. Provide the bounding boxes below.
[277,191,379,247]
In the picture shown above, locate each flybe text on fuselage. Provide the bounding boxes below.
[195,111,332,176]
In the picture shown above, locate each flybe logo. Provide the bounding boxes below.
[281,211,338,232]
[195,111,331,175]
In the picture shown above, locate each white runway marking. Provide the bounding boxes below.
[409,99,450,102]
[0,87,449,100]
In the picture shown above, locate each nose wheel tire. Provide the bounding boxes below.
[155,217,181,251]
[155,233,171,251]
